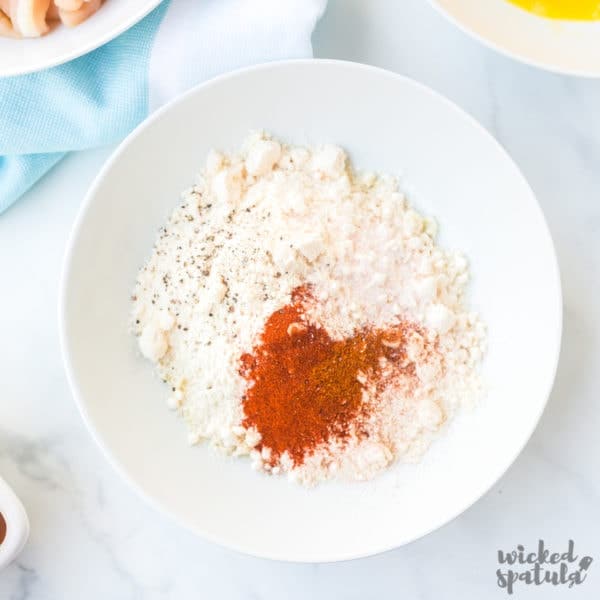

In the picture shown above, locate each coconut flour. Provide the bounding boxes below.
[131,133,486,486]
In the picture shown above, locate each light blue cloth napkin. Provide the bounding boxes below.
[0,3,169,213]
[0,0,326,214]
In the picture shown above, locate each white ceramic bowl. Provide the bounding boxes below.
[0,476,29,571]
[60,60,562,562]
[430,0,600,77]
[0,0,162,77]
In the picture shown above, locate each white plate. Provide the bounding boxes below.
[0,0,162,77]
[430,0,600,77]
[60,60,562,562]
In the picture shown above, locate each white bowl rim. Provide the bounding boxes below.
[0,0,163,77]
[59,58,563,562]
[428,0,600,78]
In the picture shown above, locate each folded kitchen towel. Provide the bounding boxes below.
[0,0,327,213]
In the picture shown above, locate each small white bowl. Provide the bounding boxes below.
[60,60,562,562]
[430,0,600,77]
[0,476,29,571]
[0,0,162,77]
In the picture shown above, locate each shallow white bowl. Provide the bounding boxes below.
[430,0,600,77]
[0,0,162,77]
[60,60,562,562]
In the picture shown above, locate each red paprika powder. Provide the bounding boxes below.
[240,286,417,467]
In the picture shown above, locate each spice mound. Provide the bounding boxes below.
[241,285,429,473]
[131,133,487,486]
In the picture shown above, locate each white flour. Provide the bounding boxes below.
[132,133,486,486]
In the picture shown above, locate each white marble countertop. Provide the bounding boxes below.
[1,0,599,597]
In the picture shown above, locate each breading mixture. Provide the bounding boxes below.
[132,133,486,486]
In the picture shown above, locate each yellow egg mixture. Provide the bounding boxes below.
[508,0,600,19]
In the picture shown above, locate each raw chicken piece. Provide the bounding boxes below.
[46,0,59,20]
[7,0,51,37]
[58,0,99,27]
[0,0,103,38]
[0,8,18,36]
[54,0,82,10]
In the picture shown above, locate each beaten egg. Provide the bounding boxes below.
[508,0,600,19]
